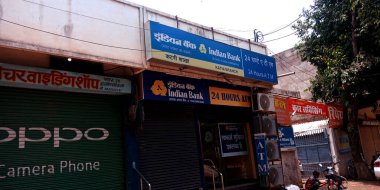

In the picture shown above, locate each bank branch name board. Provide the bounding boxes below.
[146,21,278,84]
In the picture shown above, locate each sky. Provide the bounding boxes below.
[127,0,314,54]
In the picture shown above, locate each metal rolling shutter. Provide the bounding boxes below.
[0,87,125,190]
[196,105,251,124]
[138,102,201,190]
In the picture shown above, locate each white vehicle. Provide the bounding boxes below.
[374,155,380,179]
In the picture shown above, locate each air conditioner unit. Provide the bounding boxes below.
[268,164,284,186]
[266,140,280,161]
[261,115,277,136]
[253,93,275,112]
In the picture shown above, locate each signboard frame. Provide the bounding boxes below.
[218,123,248,157]
[278,126,296,150]
[145,21,278,84]
[254,133,269,176]
[273,96,291,126]
[142,71,252,107]
[288,98,327,116]
[0,63,131,95]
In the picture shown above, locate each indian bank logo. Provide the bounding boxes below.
[199,44,207,54]
[151,80,167,96]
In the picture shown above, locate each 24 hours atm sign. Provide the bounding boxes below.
[209,87,251,107]
[143,71,251,107]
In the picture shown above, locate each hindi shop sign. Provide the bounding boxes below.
[0,63,131,94]
[254,133,269,176]
[145,21,277,84]
[274,96,291,126]
[288,98,327,116]
[218,124,248,157]
[327,104,343,128]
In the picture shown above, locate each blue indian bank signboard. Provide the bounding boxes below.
[145,21,277,84]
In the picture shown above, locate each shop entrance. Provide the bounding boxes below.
[201,123,222,169]
[200,122,256,187]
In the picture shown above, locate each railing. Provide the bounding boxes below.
[204,159,224,190]
[132,161,151,190]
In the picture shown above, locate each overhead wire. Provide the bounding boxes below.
[0,18,145,51]
[4,0,335,89]
[263,16,302,36]
[22,0,140,29]
[263,32,297,43]
[18,0,250,45]
[2,8,311,88]
[0,16,255,54]
[19,0,308,45]
[278,55,318,75]
[276,60,301,85]
[262,2,320,37]
[269,47,317,77]
[268,48,314,87]
[6,0,318,74]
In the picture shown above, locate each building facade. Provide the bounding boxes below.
[0,0,279,189]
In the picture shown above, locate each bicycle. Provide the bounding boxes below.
[318,178,348,190]
[319,162,349,190]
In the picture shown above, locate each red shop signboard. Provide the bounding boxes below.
[274,96,291,126]
[288,98,327,116]
[327,104,343,128]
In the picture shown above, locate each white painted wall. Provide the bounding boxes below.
[0,0,269,71]
[0,0,145,68]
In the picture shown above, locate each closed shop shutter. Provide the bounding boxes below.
[138,102,201,190]
[0,87,125,190]
[295,129,332,177]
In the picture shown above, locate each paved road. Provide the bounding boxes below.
[300,179,380,190]
[346,180,380,190]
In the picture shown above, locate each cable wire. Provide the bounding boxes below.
[274,50,317,76]
[268,48,314,86]
[0,17,145,51]
[263,16,302,36]
[20,0,248,44]
[263,32,297,43]
[22,0,140,29]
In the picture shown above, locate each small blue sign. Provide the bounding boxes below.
[278,127,296,149]
[218,124,248,157]
[147,21,278,84]
[254,133,269,176]
[242,49,277,84]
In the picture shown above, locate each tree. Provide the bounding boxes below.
[293,0,380,161]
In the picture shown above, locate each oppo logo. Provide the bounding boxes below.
[0,127,109,148]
